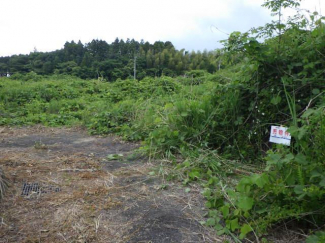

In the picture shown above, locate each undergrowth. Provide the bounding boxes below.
[1,0,325,241]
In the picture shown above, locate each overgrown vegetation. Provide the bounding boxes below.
[0,0,324,241]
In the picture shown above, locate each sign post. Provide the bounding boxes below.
[269,126,291,146]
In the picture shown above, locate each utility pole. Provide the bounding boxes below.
[129,49,139,80]
[134,54,137,80]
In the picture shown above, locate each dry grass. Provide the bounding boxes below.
[0,167,9,200]
[0,151,117,242]
[0,126,223,243]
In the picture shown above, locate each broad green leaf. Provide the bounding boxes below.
[287,126,299,136]
[230,218,240,231]
[205,201,212,208]
[306,231,325,243]
[234,209,241,216]
[256,208,268,214]
[298,127,307,140]
[214,223,224,231]
[255,173,269,188]
[294,185,304,194]
[271,96,281,105]
[310,170,322,180]
[207,177,214,186]
[301,109,315,118]
[266,153,282,166]
[202,188,211,197]
[206,218,216,227]
[283,153,294,164]
[244,211,250,218]
[189,170,201,179]
[208,210,219,218]
[164,103,173,109]
[239,224,253,239]
[220,205,230,218]
[295,153,308,165]
[237,196,254,211]
[216,229,225,236]
[227,190,237,199]
[172,130,179,137]
[237,177,252,193]
[249,173,269,188]
[319,178,325,188]
[154,117,162,124]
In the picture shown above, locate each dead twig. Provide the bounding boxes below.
[58,169,97,172]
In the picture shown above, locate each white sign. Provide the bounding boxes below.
[269,126,291,146]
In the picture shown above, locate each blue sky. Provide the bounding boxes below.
[0,0,323,56]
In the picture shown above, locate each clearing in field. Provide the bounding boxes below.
[0,126,222,243]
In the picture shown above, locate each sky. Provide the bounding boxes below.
[0,0,324,56]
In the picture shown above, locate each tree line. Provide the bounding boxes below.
[0,38,220,81]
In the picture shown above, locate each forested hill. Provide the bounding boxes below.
[0,38,219,80]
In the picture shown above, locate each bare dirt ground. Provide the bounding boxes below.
[0,126,224,243]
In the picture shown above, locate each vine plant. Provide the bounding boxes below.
[203,0,325,241]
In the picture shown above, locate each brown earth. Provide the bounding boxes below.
[0,126,225,243]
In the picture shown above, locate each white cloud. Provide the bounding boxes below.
[0,0,323,56]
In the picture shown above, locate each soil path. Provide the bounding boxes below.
[0,126,222,243]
